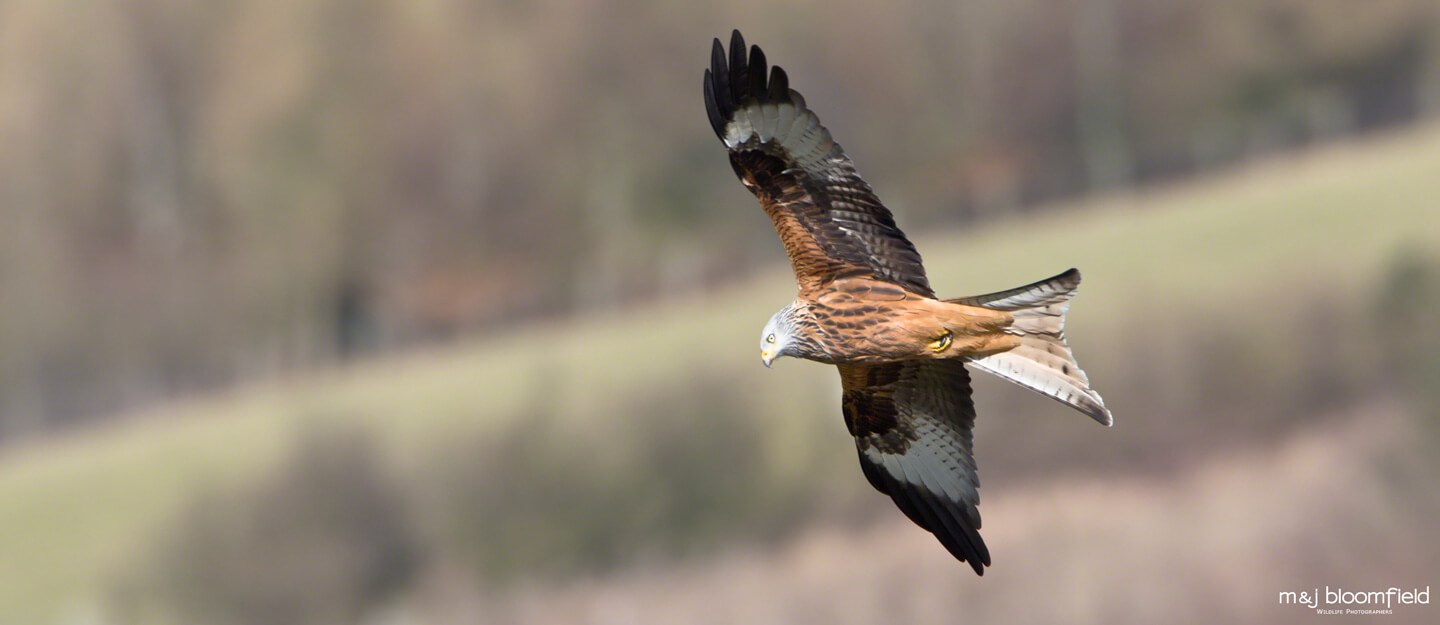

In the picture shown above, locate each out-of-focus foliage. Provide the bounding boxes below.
[412,377,845,582]
[112,424,421,625]
[1374,247,1440,427]
[3,0,1440,435]
[4,2,1440,622]
[104,262,1440,623]
[0,119,1432,619]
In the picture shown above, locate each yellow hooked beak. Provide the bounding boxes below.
[761,350,774,368]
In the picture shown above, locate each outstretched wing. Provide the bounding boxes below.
[704,30,931,298]
[839,359,990,575]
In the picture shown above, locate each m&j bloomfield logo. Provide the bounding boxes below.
[1278,586,1430,615]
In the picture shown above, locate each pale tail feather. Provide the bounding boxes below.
[949,269,1113,426]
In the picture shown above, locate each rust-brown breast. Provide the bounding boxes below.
[803,278,1018,363]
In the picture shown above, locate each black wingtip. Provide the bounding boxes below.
[703,30,801,145]
[858,450,991,576]
[729,30,746,70]
[710,36,727,75]
[703,69,724,139]
[747,44,768,97]
[768,66,789,101]
[729,31,747,100]
[705,37,730,139]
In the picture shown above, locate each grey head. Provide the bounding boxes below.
[759,302,807,367]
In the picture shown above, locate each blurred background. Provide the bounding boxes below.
[1,0,1438,623]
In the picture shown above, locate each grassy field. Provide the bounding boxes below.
[470,400,1438,625]
[3,122,1440,623]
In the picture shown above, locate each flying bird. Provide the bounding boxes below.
[703,30,1112,575]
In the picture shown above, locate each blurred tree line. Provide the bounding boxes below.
[2,0,1440,436]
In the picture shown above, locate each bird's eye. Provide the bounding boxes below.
[929,331,952,352]
[766,333,777,344]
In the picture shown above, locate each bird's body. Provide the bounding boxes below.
[775,280,1018,365]
[705,31,1112,575]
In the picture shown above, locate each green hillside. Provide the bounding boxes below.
[3,123,1440,622]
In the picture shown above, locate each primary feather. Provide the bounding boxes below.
[705,30,932,297]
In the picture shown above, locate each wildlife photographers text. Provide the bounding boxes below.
[1278,586,1430,615]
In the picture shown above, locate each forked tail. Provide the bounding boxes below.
[948,269,1113,426]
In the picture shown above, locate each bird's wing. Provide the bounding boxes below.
[838,359,990,575]
[704,30,931,298]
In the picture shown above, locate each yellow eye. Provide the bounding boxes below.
[766,333,777,344]
[929,331,952,352]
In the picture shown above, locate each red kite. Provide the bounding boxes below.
[704,30,1112,575]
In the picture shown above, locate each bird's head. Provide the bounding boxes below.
[760,304,801,368]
